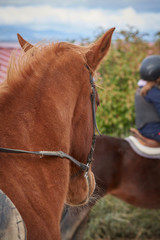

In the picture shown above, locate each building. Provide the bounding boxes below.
[0,43,19,82]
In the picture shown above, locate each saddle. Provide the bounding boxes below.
[130,128,160,148]
[0,190,27,240]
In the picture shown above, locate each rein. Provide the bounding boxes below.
[0,67,100,179]
[0,148,89,171]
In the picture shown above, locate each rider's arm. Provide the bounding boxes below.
[145,86,160,116]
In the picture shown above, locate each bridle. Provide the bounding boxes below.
[0,65,100,183]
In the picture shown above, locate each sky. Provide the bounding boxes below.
[0,0,160,43]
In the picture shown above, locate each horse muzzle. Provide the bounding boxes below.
[66,169,95,206]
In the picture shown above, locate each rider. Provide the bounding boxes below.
[135,55,160,142]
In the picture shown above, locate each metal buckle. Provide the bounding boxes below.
[84,163,90,179]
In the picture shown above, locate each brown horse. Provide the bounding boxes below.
[0,28,115,240]
[61,134,160,240]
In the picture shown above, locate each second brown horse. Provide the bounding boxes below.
[61,134,160,240]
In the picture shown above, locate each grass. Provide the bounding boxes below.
[84,195,160,240]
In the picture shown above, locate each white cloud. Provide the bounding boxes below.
[0,5,159,34]
[1,0,160,13]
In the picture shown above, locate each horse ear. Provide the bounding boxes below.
[17,33,33,52]
[85,27,115,71]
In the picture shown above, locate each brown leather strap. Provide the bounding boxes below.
[130,128,160,148]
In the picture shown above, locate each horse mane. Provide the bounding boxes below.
[6,43,58,89]
[0,42,86,99]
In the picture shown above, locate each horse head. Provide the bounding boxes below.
[17,28,115,207]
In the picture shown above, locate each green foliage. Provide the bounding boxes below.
[95,27,160,136]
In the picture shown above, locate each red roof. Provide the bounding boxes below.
[0,43,20,83]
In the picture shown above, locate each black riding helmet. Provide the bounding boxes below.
[140,55,160,81]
